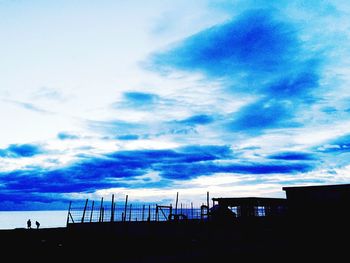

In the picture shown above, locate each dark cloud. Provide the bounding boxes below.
[0,144,317,206]
[148,10,322,134]
[1,165,124,194]
[268,152,316,161]
[0,191,71,210]
[150,11,298,77]
[228,98,297,133]
[158,161,314,179]
[0,144,43,158]
[265,71,319,100]
[0,191,64,204]
[107,145,233,165]
[0,145,233,197]
[228,162,314,174]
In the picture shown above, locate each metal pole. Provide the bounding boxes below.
[123,195,128,222]
[207,192,209,210]
[129,204,132,222]
[207,191,210,218]
[142,205,145,221]
[81,199,89,223]
[99,197,104,222]
[191,202,193,220]
[175,192,179,215]
[66,201,72,226]
[114,200,117,221]
[90,201,95,223]
[111,194,115,222]
[148,205,151,222]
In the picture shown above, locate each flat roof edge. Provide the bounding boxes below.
[283,183,350,191]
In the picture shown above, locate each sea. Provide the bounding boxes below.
[0,210,68,230]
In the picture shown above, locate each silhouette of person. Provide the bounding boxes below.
[27,219,31,229]
[35,221,40,229]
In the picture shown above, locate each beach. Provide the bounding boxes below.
[0,210,67,229]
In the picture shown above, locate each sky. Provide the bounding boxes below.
[1,0,350,210]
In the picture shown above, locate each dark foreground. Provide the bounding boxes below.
[0,217,348,262]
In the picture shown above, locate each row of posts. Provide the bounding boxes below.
[66,192,211,226]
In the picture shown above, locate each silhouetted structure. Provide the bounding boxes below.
[1,183,350,262]
[282,184,350,260]
[283,183,350,219]
[209,204,237,222]
[212,197,287,218]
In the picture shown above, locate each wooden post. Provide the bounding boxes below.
[175,192,179,215]
[142,205,145,221]
[207,192,209,210]
[169,204,173,220]
[207,191,210,218]
[148,205,151,222]
[191,202,193,219]
[90,201,95,223]
[66,201,72,226]
[81,199,88,223]
[102,207,104,222]
[114,200,117,221]
[201,203,204,220]
[99,197,104,222]
[156,205,159,221]
[111,194,115,222]
[129,204,132,222]
[123,195,128,222]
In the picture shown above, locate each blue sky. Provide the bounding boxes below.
[1,0,350,210]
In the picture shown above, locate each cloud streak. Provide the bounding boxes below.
[0,144,318,207]
[150,11,300,78]
[0,144,43,158]
[149,10,322,135]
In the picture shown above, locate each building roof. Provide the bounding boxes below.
[282,183,350,192]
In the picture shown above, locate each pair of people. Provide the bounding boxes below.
[27,219,40,229]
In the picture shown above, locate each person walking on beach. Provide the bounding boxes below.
[35,220,40,229]
[27,219,31,229]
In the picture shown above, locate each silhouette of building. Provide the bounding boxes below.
[2,183,350,262]
[283,183,350,219]
[212,197,287,218]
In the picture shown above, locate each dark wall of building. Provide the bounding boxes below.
[284,185,350,220]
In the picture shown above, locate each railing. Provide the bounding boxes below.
[67,199,207,225]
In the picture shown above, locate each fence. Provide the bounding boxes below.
[66,196,209,225]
